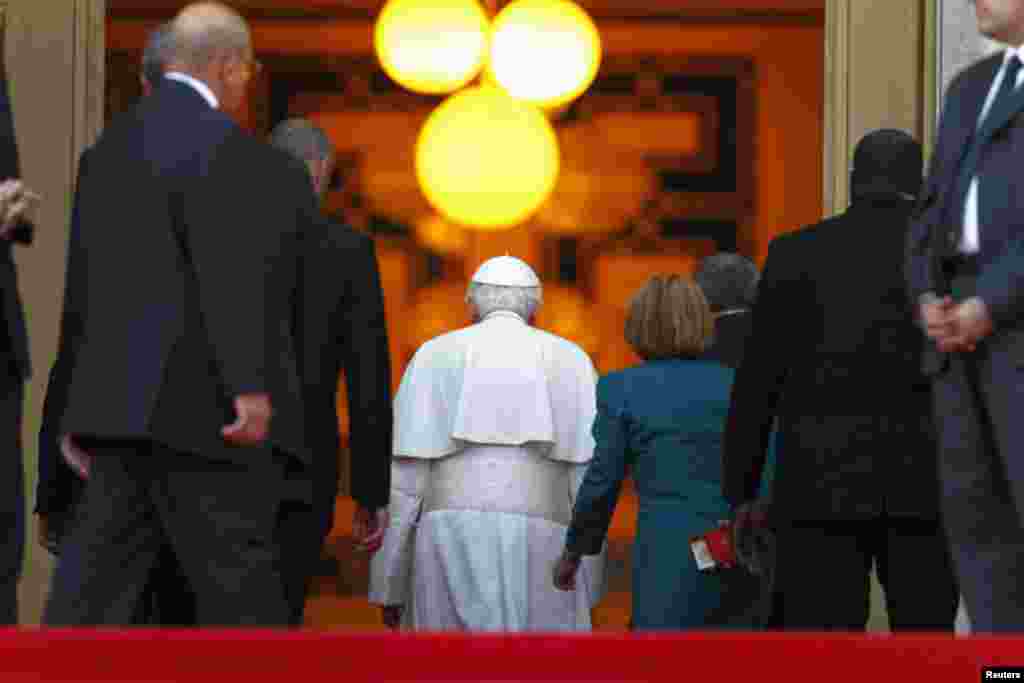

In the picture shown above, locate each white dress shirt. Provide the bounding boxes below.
[960,47,1024,254]
[163,71,220,110]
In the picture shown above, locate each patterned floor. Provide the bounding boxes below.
[304,482,638,630]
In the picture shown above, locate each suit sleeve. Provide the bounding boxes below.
[36,152,89,515]
[565,375,630,556]
[341,236,393,510]
[9,220,32,245]
[722,236,801,507]
[182,132,293,398]
[975,239,1024,327]
[906,71,968,305]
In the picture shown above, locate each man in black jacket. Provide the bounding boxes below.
[693,252,767,627]
[695,252,759,369]
[42,3,308,626]
[36,20,192,627]
[723,129,958,631]
[0,178,38,625]
[268,118,392,625]
[0,25,40,622]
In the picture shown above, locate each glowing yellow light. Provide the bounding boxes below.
[374,0,489,95]
[416,86,560,230]
[487,0,602,109]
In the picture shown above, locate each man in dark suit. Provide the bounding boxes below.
[725,129,958,631]
[695,252,759,369]
[0,107,39,623]
[268,118,392,625]
[42,2,309,626]
[906,0,1024,633]
[36,24,189,623]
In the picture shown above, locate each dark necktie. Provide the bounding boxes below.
[947,54,1022,253]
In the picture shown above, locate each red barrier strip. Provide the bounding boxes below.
[0,629,1017,683]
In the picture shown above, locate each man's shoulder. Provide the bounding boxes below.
[407,325,474,370]
[767,220,826,255]
[263,144,309,179]
[321,218,374,251]
[964,52,1004,81]
[310,220,378,279]
[532,325,586,353]
[530,326,595,371]
[947,52,1004,99]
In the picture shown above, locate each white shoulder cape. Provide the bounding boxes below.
[392,312,597,464]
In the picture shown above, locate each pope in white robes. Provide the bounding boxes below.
[369,256,606,631]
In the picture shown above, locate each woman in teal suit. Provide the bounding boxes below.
[553,275,769,630]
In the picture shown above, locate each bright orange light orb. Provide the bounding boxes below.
[415,86,561,230]
[374,0,490,95]
[487,0,602,109]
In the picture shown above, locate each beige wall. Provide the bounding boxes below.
[823,0,929,216]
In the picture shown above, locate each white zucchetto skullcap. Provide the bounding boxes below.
[469,255,540,288]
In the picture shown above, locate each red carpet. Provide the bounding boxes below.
[1,630,1021,682]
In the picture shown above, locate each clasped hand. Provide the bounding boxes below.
[921,295,993,353]
[0,179,40,237]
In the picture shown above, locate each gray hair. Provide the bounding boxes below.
[269,119,334,163]
[171,2,252,70]
[466,282,542,322]
[141,23,174,88]
[694,252,760,312]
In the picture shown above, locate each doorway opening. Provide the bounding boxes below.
[105,0,825,630]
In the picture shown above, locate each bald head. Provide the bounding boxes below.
[165,3,257,115]
[170,2,251,71]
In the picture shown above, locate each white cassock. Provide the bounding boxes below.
[369,310,606,631]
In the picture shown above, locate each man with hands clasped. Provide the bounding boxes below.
[906,0,1024,633]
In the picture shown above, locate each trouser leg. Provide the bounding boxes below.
[44,441,163,626]
[152,442,289,626]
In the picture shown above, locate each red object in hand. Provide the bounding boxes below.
[690,522,737,572]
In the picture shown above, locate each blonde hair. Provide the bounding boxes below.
[625,274,714,360]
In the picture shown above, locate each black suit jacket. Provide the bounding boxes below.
[276,151,392,519]
[701,310,752,369]
[0,221,33,381]
[725,198,940,521]
[44,80,308,470]
[907,53,1024,376]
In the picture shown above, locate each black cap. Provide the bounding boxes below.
[850,128,922,201]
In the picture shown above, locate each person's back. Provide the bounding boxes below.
[43,3,309,627]
[600,359,739,629]
[370,257,604,631]
[299,214,391,509]
[607,360,734,521]
[63,83,231,431]
[60,81,305,461]
[724,129,957,632]
[764,199,935,518]
[795,203,928,401]
[561,275,758,630]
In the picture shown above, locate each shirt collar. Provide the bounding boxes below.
[482,310,527,324]
[715,308,749,319]
[164,72,219,109]
[1005,46,1024,69]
